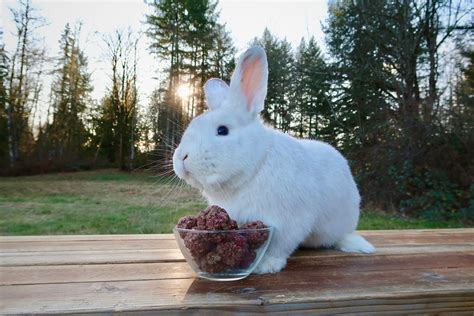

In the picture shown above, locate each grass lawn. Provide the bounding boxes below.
[0,169,470,235]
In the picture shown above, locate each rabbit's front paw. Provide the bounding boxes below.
[253,255,287,274]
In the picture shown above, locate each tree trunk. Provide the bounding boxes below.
[423,0,438,123]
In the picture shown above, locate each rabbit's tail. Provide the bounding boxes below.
[335,232,376,254]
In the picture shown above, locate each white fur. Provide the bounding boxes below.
[204,79,229,111]
[173,46,375,274]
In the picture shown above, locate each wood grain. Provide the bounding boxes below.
[1,229,473,314]
[1,228,472,242]
[2,243,473,266]
[1,268,473,314]
[0,248,184,266]
[2,252,473,286]
[0,239,179,252]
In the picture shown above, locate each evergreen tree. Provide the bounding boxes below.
[92,96,116,164]
[146,0,187,94]
[325,1,390,151]
[451,49,474,153]
[325,0,472,215]
[252,28,294,130]
[47,23,92,161]
[146,0,235,153]
[209,26,236,80]
[293,37,332,141]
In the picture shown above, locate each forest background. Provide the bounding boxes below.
[1,0,473,223]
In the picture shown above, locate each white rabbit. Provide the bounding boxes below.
[173,46,375,274]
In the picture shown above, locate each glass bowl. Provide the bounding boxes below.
[173,226,273,281]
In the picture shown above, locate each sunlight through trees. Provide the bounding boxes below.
[0,0,472,221]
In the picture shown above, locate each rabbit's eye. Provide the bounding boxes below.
[217,125,229,136]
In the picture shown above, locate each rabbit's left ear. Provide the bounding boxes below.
[204,78,229,111]
[229,46,268,115]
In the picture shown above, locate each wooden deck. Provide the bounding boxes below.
[1,229,473,314]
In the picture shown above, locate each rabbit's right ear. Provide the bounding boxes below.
[204,78,229,111]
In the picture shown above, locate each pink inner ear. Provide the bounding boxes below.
[241,56,263,111]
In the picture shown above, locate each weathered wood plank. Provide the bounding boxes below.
[2,243,473,267]
[0,234,176,242]
[1,229,472,262]
[2,231,473,253]
[1,228,472,243]
[361,228,474,235]
[1,229,473,314]
[0,249,185,266]
[0,262,194,286]
[293,244,474,258]
[102,302,474,316]
[1,268,473,314]
[2,252,473,286]
[0,239,179,252]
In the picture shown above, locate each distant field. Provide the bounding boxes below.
[0,170,206,235]
[0,169,469,235]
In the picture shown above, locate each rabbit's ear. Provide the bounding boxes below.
[230,46,268,115]
[204,78,229,111]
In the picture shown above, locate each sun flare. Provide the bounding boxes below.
[177,84,191,100]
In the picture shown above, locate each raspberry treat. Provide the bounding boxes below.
[183,233,211,258]
[216,234,249,268]
[239,249,257,269]
[176,215,198,238]
[176,206,270,275]
[239,220,269,250]
[197,251,227,273]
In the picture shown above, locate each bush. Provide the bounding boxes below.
[388,161,472,221]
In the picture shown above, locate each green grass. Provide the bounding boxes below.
[0,169,470,235]
[0,169,206,235]
[359,211,468,230]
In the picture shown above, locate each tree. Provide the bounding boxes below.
[5,0,46,168]
[146,0,196,149]
[252,28,294,130]
[293,37,332,140]
[209,26,236,80]
[325,0,473,216]
[146,0,235,153]
[325,1,392,152]
[94,29,139,170]
[448,49,474,186]
[46,23,92,161]
[0,32,8,165]
[146,0,187,95]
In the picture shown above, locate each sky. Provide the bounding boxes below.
[1,0,328,123]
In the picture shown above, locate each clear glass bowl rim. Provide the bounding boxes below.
[173,226,273,234]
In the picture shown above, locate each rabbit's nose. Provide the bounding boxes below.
[182,154,188,161]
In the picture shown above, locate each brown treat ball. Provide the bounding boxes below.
[229,219,238,230]
[183,233,211,258]
[216,234,249,268]
[177,215,198,238]
[240,220,269,250]
[195,206,217,230]
[239,249,257,269]
[177,215,198,229]
[197,205,237,243]
[196,205,236,230]
[197,251,227,273]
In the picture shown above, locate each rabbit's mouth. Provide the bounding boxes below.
[179,170,204,191]
[173,158,205,190]
[174,159,189,179]
[181,161,189,175]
